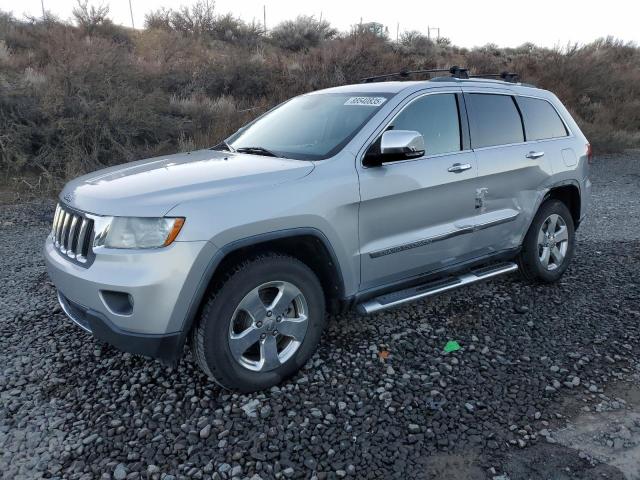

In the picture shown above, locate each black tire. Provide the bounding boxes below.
[518,199,575,283]
[191,253,326,392]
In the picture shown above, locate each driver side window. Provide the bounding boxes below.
[390,93,462,156]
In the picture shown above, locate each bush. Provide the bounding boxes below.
[169,0,216,37]
[212,14,263,47]
[269,15,337,51]
[400,31,434,50]
[144,8,172,31]
[72,0,110,35]
[0,9,638,186]
[144,2,262,46]
[0,11,14,38]
[0,26,183,179]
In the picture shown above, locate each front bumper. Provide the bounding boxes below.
[45,236,215,362]
[57,290,183,364]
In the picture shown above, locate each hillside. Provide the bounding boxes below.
[0,3,638,186]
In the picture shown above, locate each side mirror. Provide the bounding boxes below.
[364,130,425,167]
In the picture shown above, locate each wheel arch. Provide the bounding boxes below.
[518,180,582,253]
[174,228,348,357]
[544,181,581,228]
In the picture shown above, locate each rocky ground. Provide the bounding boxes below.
[1,152,639,480]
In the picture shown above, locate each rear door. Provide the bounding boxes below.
[463,90,556,255]
[357,90,479,290]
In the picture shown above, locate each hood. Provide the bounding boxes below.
[60,149,315,216]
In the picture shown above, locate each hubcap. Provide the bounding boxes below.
[537,213,569,271]
[228,281,308,372]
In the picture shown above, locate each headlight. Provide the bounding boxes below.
[94,217,185,249]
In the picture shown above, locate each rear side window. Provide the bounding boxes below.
[467,94,524,148]
[390,93,461,156]
[516,96,568,140]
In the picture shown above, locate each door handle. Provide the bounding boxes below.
[447,163,472,173]
[525,151,545,159]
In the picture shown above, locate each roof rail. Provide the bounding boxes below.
[469,71,519,83]
[361,66,469,83]
[360,67,526,85]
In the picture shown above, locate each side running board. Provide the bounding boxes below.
[357,262,518,314]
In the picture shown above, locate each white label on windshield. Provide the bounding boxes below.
[344,96,387,107]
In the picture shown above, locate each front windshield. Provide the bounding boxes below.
[226,92,393,160]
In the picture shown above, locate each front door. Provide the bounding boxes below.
[357,91,478,291]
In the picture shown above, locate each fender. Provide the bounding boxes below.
[526,179,582,234]
[171,227,346,359]
[545,178,581,196]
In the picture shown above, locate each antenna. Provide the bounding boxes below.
[263,5,266,32]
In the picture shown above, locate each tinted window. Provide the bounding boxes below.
[467,94,524,148]
[516,96,568,140]
[389,94,461,156]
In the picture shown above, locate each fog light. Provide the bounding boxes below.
[100,290,134,316]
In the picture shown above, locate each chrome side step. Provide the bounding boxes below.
[357,262,518,314]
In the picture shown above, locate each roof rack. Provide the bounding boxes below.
[469,71,519,83]
[361,66,469,83]
[361,66,524,85]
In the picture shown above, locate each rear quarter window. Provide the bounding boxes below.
[466,94,524,148]
[516,96,568,140]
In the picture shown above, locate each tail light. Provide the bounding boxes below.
[586,143,593,164]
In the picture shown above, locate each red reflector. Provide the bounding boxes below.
[586,143,593,164]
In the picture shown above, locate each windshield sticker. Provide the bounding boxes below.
[344,96,387,107]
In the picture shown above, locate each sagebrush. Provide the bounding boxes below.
[0,6,638,186]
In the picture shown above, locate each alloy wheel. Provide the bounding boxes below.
[228,281,309,372]
[537,213,569,271]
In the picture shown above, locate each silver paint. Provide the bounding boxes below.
[46,78,591,337]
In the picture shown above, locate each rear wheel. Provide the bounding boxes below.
[518,199,575,283]
[191,254,326,392]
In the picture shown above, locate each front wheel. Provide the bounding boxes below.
[518,199,575,283]
[191,254,326,392]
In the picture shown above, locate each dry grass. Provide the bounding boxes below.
[0,8,638,188]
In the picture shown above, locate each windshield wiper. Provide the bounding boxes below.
[210,141,235,152]
[235,146,281,158]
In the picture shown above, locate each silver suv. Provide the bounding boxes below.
[45,67,591,392]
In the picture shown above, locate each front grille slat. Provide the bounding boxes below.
[54,210,60,244]
[56,211,67,246]
[76,218,90,261]
[66,215,79,255]
[51,205,61,236]
[54,209,62,244]
[60,213,72,252]
[51,203,94,267]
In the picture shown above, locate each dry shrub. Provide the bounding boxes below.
[269,15,337,52]
[0,9,638,187]
[170,94,238,148]
[144,2,263,47]
[72,0,110,35]
[0,40,9,62]
[0,21,184,181]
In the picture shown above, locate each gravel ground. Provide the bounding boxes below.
[1,152,639,480]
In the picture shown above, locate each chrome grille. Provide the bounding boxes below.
[51,203,94,265]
